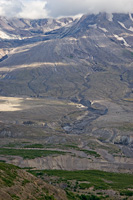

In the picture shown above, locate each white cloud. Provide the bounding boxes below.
[0,0,23,18]
[19,0,48,19]
[0,0,48,19]
[0,0,133,19]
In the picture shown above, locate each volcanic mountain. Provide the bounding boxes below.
[0,13,133,173]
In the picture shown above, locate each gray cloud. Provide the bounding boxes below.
[0,0,133,19]
[46,0,133,17]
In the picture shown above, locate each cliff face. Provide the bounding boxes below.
[5,154,133,173]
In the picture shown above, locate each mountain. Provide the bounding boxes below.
[0,13,133,175]
[0,16,75,40]
[0,16,76,59]
[0,13,132,101]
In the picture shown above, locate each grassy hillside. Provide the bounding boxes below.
[0,162,67,200]
[30,169,133,200]
[1,162,133,200]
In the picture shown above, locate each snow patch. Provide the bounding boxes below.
[55,20,66,27]
[107,13,113,22]
[98,44,106,48]
[88,24,97,29]
[99,27,108,32]
[81,36,88,39]
[0,30,12,39]
[114,34,130,47]
[129,27,133,31]
[68,37,77,41]
[0,30,21,40]
[76,104,86,108]
[129,13,133,22]
[118,21,127,29]
[118,21,133,32]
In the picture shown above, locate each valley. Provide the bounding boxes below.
[0,95,132,173]
[0,12,133,199]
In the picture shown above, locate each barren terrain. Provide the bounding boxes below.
[0,12,133,200]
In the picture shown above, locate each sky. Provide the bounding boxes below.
[0,0,133,19]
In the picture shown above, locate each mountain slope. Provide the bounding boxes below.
[0,162,67,200]
[0,13,132,100]
[0,13,132,172]
[0,16,75,39]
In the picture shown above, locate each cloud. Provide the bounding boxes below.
[0,0,133,19]
[19,0,48,19]
[0,0,48,19]
[0,0,23,18]
[46,0,133,17]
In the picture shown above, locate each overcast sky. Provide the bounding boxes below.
[0,0,133,19]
